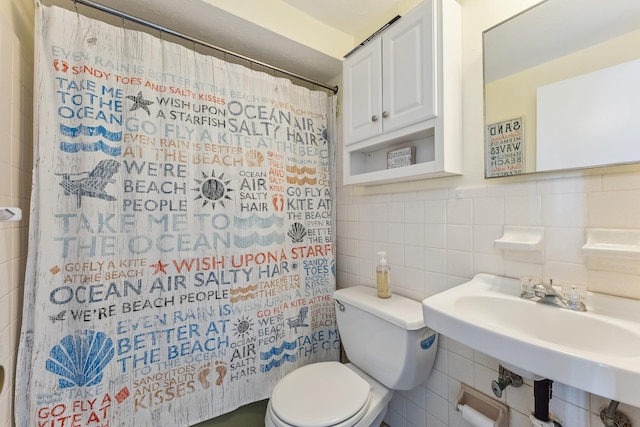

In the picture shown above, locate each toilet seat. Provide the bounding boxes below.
[269,362,372,427]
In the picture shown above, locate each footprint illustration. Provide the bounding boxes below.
[197,362,212,390]
[215,361,228,386]
[272,194,284,211]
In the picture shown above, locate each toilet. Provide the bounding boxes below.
[265,286,439,427]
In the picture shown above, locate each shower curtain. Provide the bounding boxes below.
[16,4,338,426]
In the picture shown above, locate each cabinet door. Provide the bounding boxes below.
[343,38,382,145]
[382,1,436,133]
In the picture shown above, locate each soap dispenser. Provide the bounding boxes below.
[376,251,391,298]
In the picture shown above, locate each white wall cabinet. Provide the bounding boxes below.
[342,0,462,186]
[344,5,435,145]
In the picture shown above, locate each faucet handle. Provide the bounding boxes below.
[520,276,540,298]
[561,283,586,306]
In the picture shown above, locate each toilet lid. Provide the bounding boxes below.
[271,362,371,427]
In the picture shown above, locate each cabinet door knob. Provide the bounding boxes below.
[382,111,389,118]
[371,115,378,122]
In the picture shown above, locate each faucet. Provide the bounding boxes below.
[521,279,587,312]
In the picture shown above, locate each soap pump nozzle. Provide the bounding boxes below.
[377,251,387,265]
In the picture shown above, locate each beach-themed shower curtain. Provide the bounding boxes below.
[16,4,338,426]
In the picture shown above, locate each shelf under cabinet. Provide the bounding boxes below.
[344,127,460,186]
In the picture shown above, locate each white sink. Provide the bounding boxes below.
[422,273,640,407]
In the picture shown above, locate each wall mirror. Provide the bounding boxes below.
[483,0,640,178]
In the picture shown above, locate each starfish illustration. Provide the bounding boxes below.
[126,91,154,115]
[150,260,169,275]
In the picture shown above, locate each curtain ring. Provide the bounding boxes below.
[73,0,79,17]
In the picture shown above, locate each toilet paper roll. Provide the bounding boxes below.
[457,404,496,427]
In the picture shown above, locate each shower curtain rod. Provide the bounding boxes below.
[69,0,340,94]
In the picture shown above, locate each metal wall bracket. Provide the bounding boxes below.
[0,207,22,222]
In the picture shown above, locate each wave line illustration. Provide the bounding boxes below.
[233,231,285,248]
[230,293,257,303]
[59,124,122,141]
[234,213,284,230]
[260,340,298,360]
[229,284,259,295]
[260,354,297,372]
[285,176,317,185]
[286,165,316,174]
[60,140,122,157]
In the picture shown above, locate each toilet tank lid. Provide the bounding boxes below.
[333,286,426,330]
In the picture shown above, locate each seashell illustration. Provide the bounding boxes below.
[245,150,264,167]
[288,222,307,243]
[45,330,114,389]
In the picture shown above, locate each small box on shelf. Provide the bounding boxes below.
[387,146,415,169]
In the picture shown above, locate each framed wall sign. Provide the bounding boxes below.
[486,117,524,177]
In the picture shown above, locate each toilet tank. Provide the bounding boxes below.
[333,286,438,390]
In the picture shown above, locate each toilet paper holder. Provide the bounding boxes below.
[455,383,509,427]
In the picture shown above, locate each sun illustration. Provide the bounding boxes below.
[233,316,254,338]
[317,124,328,144]
[192,169,233,209]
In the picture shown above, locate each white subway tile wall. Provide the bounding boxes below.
[0,0,34,425]
[336,172,640,426]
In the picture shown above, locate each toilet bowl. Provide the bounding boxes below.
[265,362,392,427]
[265,286,439,427]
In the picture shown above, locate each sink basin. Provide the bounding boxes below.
[422,273,640,407]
